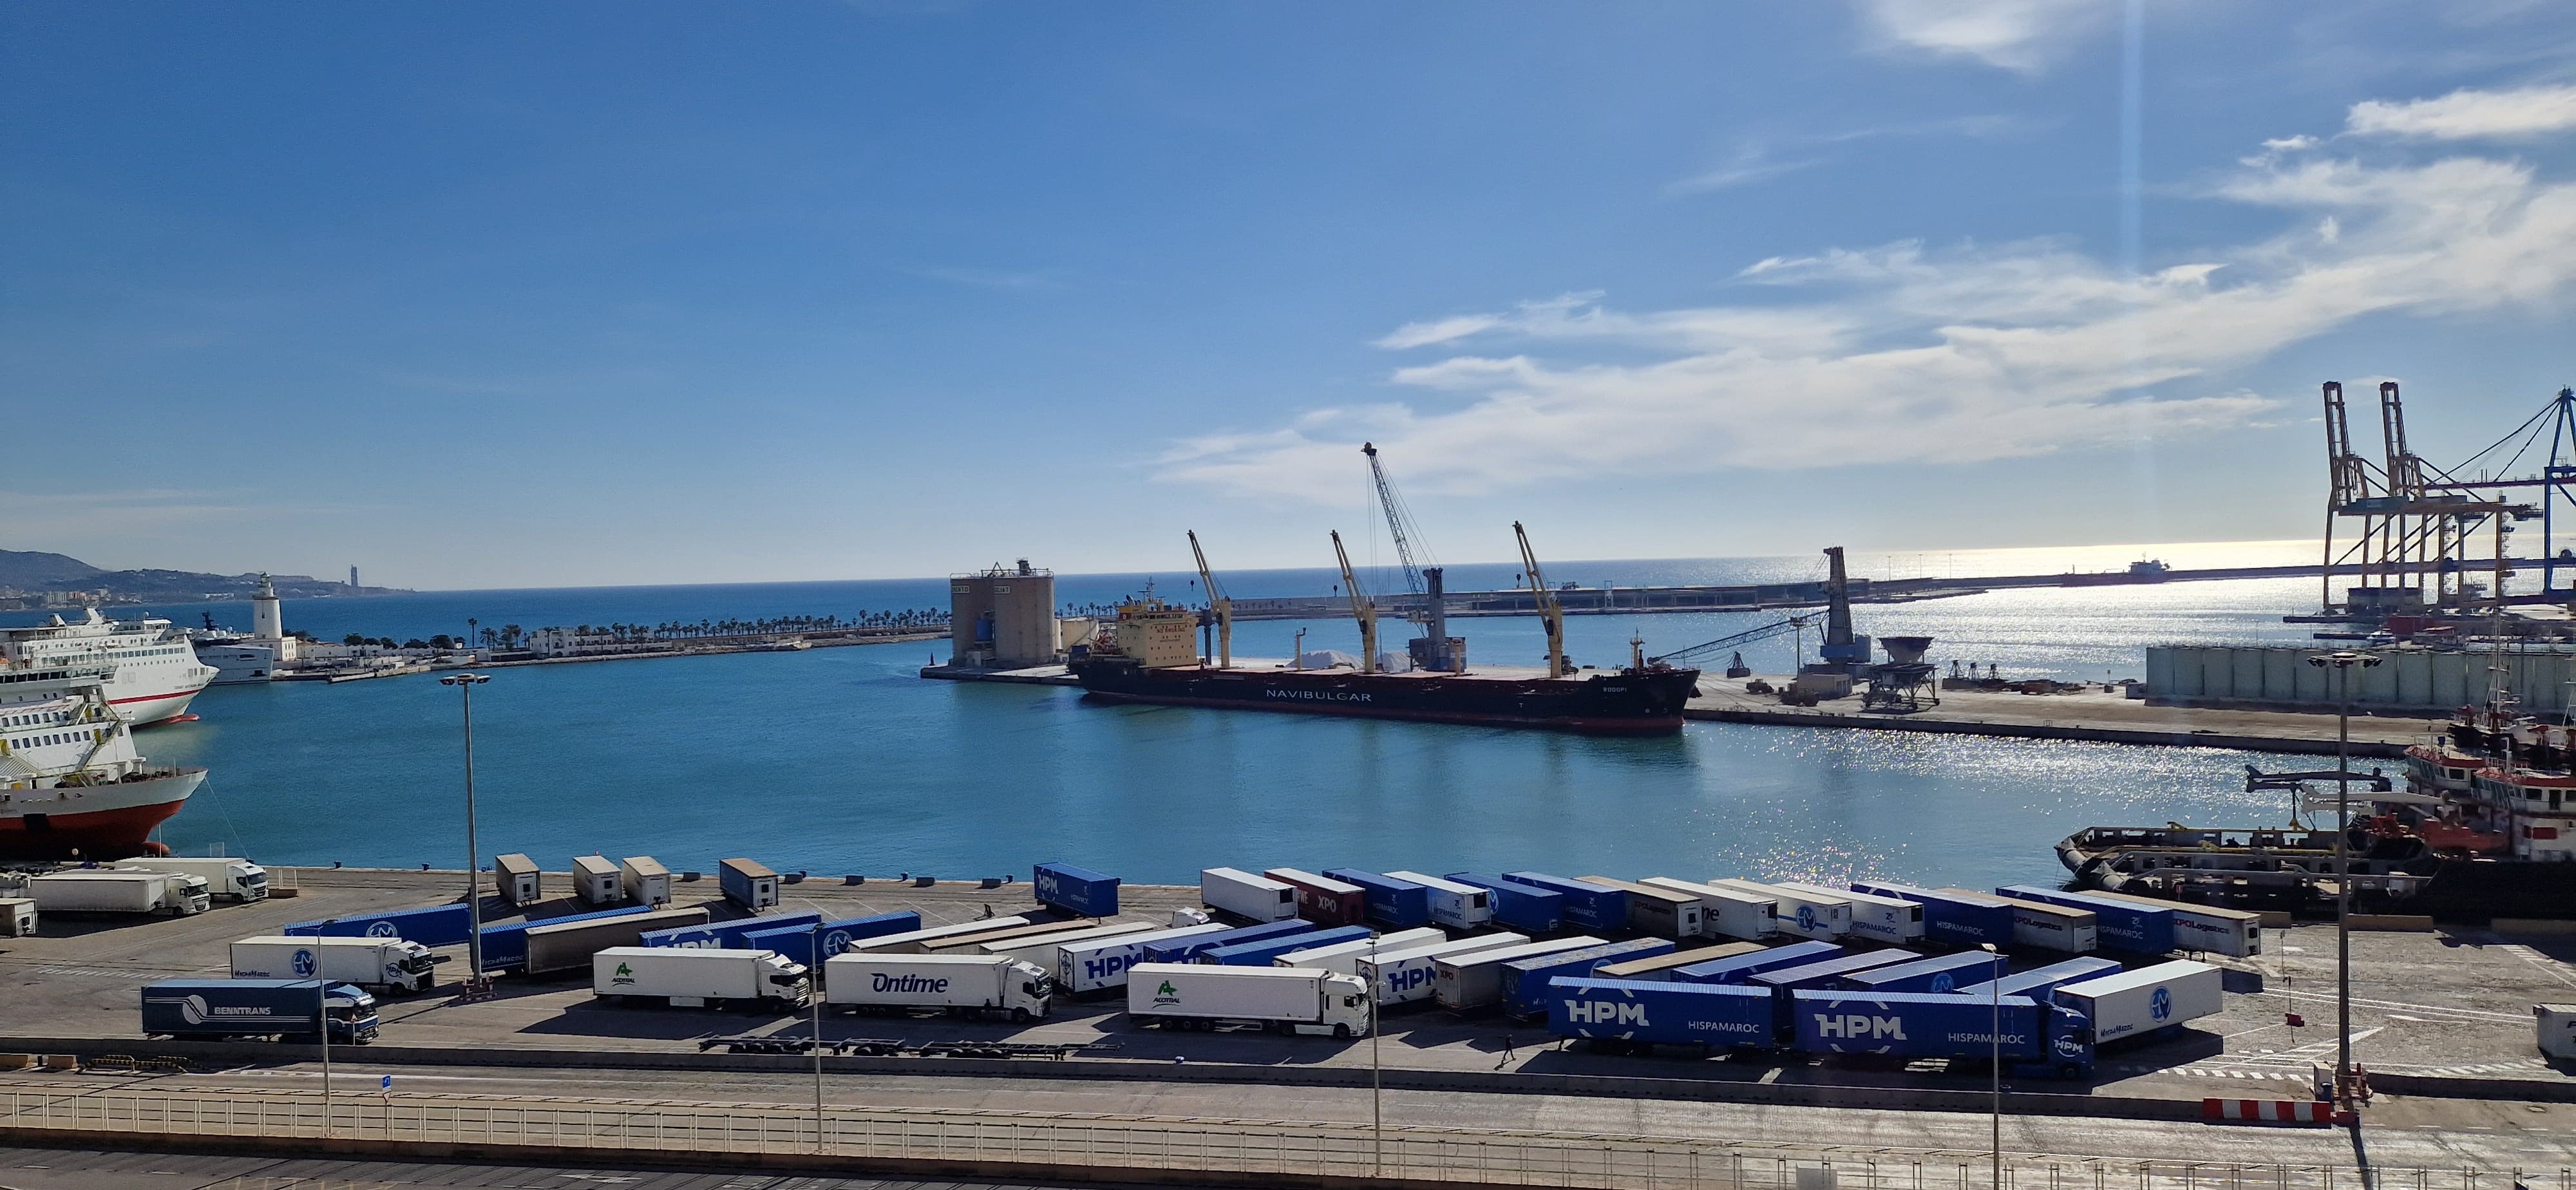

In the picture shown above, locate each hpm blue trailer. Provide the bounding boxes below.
[1323,869,1433,930]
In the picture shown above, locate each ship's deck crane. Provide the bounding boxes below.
[1649,614,1821,668]
[1513,522,1568,679]
[1330,530,1377,674]
[1187,530,1231,670]
[1363,442,1454,671]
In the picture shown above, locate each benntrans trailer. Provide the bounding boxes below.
[1793,990,2093,1077]
[1848,882,2012,950]
[120,858,267,902]
[231,936,438,994]
[1444,873,1562,934]
[824,952,1053,1021]
[1264,867,1367,925]
[1125,963,1371,1037]
[1033,862,1120,917]
[517,907,712,977]
[1383,871,1492,929]
[1996,885,2173,954]
[1640,877,1777,941]
[2052,960,2222,1046]
[1576,876,1705,940]
[1358,932,1530,1006]
[1547,977,1777,1054]
[1323,869,1432,929]
[593,946,811,1010]
[287,903,474,948]
[1059,923,1229,996]
[1201,867,1298,922]
[1502,871,1627,934]
[26,871,208,916]
[140,979,378,1044]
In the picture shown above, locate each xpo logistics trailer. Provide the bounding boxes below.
[1639,878,1778,941]
[1059,922,1229,996]
[1382,871,1493,929]
[1358,933,1531,1006]
[1264,868,1367,925]
[140,979,378,1044]
[1575,876,1705,940]
[118,858,268,903]
[824,952,1054,1021]
[1125,963,1372,1037]
[1323,869,1432,929]
[1201,867,1299,923]
[231,935,439,995]
[592,946,810,1010]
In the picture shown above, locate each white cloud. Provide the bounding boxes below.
[1851,0,2116,73]
[2346,84,2576,140]
[1158,130,2576,503]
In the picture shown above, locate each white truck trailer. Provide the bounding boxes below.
[594,946,810,1010]
[24,871,208,916]
[231,935,440,994]
[1124,963,1372,1037]
[976,921,1155,968]
[1710,878,1848,940]
[118,858,268,902]
[824,952,1054,1021]
[0,898,32,936]
[1776,880,1920,944]
[1274,927,1446,976]
[1432,936,1604,1013]
[1353,932,1531,1005]
[1058,922,1229,996]
[1384,871,1494,929]
[2054,959,2222,1046]
[620,856,672,907]
[1200,867,1298,923]
[573,855,621,904]
[843,916,1034,954]
[1640,877,1777,940]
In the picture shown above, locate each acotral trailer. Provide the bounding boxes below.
[1124,963,1371,1037]
[592,946,810,1010]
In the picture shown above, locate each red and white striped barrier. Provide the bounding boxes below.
[2202,1099,2339,1126]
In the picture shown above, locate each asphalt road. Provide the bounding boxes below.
[0,1142,1205,1190]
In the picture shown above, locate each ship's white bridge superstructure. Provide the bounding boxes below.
[0,661,204,858]
[0,609,214,722]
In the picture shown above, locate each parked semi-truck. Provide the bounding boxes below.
[1444,873,1563,934]
[231,935,439,994]
[1639,877,1777,941]
[1503,871,1627,934]
[842,916,1034,954]
[1274,927,1446,975]
[24,870,208,916]
[1059,922,1229,995]
[495,906,710,976]
[1792,989,2094,1077]
[1384,871,1493,929]
[119,858,268,903]
[1548,977,1778,1054]
[824,952,1053,1020]
[2051,960,2221,1044]
[1206,924,1372,966]
[1323,869,1432,929]
[2070,889,2262,958]
[140,979,377,1044]
[1434,936,1604,1013]
[1264,868,1367,925]
[1124,963,1371,1037]
[1710,880,1848,940]
[1358,933,1531,1006]
[1776,881,1918,944]
[1201,867,1298,923]
[1033,862,1120,917]
[1501,938,1674,1020]
[593,945,810,1010]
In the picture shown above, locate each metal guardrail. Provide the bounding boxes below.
[2,1086,2570,1190]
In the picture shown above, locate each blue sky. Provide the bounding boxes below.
[6,1,2575,589]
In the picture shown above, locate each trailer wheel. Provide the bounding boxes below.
[1332,1024,1350,1039]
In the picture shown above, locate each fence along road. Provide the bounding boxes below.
[3,1083,2572,1190]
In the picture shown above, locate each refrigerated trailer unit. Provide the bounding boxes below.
[1776,882,1919,944]
[1434,936,1605,1013]
[1201,867,1298,923]
[1710,880,1848,941]
[1124,963,1370,1037]
[1640,877,1777,941]
[1444,873,1563,935]
[824,952,1054,1020]
[231,935,439,994]
[573,855,621,905]
[1357,933,1531,1006]
[26,871,207,916]
[1502,871,1627,934]
[1264,868,1367,926]
[1969,891,2099,954]
[1847,881,2012,949]
[1033,862,1120,917]
[720,858,781,911]
[1575,876,1705,940]
[1274,928,1447,976]
[1383,871,1493,929]
[620,856,672,907]
[1323,869,1432,929]
[0,898,31,937]
[495,854,542,906]
[2070,889,2263,958]
[1059,923,1229,996]
[592,945,810,1010]
[1996,886,2174,954]
[2052,959,2222,1046]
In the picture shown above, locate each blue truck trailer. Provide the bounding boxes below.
[1502,871,1629,934]
[1139,919,1314,964]
[478,905,656,971]
[744,912,924,967]
[643,911,822,950]
[1671,941,1843,985]
[1501,938,1674,1019]
[1545,977,1777,1053]
[1205,924,1373,965]
[1322,869,1434,929]
[1034,862,1121,918]
[1995,886,2174,954]
[1834,950,2006,995]
[283,903,473,947]
[1445,873,1563,934]
[1750,950,1921,1005]
[1847,882,2014,950]
[140,979,379,1044]
[1791,990,2093,1077]
[1953,957,2124,1003]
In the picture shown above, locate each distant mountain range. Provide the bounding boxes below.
[0,549,404,601]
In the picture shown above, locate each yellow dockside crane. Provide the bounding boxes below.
[1187,530,1232,669]
[1513,521,1569,679]
[1330,529,1377,674]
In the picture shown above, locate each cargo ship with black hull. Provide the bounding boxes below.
[1072,523,1701,735]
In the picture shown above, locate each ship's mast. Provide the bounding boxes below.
[1513,522,1567,679]
[1331,531,1378,674]
[1187,531,1231,670]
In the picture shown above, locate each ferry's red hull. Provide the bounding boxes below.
[0,772,200,860]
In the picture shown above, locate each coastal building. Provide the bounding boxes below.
[198,574,299,684]
[949,562,1059,668]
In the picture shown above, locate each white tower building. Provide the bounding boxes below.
[249,574,296,663]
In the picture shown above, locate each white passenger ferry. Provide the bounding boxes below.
[0,610,215,724]
[0,661,204,858]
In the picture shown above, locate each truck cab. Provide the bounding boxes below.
[325,985,381,1044]
[381,940,440,993]
[764,953,815,1008]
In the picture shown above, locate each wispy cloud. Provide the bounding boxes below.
[1850,0,2116,73]
[911,265,1060,292]
[1667,115,2043,198]
[1159,115,2576,502]
[1667,149,1826,196]
[2345,82,2576,140]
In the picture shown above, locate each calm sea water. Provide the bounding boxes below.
[59,543,2336,891]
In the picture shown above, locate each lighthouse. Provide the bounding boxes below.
[249,574,298,663]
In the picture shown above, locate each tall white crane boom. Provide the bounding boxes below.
[1330,530,1378,674]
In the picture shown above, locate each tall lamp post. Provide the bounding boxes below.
[440,673,491,993]
[1982,941,2000,1188]
[2306,650,2380,1109]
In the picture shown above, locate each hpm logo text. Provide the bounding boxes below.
[1812,1014,1908,1041]
[1562,1000,1649,1026]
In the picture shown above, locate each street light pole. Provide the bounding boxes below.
[1369,933,1383,1176]
[1984,942,2000,1189]
[2306,650,2380,1108]
[440,673,491,993]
